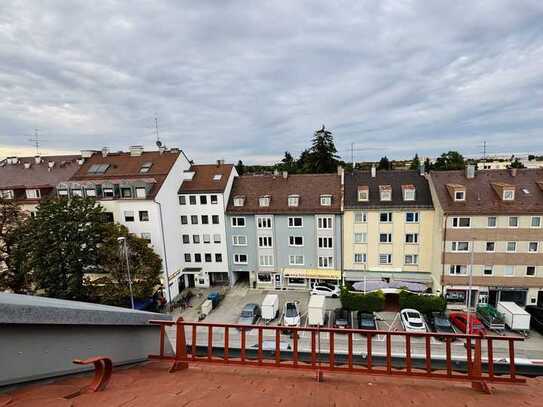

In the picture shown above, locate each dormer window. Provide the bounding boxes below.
[0,190,14,199]
[320,194,332,206]
[135,187,146,199]
[71,187,83,197]
[503,189,515,201]
[213,174,222,181]
[288,194,299,207]
[379,185,392,201]
[85,187,97,197]
[259,195,271,207]
[402,185,416,201]
[25,189,41,199]
[139,162,152,173]
[454,190,465,201]
[233,195,245,207]
[357,186,369,202]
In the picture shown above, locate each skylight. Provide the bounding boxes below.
[213,174,222,181]
[87,164,110,174]
[139,162,153,173]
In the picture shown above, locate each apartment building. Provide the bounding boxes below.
[343,168,436,290]
[174,162,237,293]
[61,146,192,301]
[429,166,543,308]
[0,155,82,214]
[225,172,342,290]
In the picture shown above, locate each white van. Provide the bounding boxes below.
[261,294,279,323]
[308,295,326,326]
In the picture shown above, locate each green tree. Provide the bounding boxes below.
[409,154,421,170]
[377,156,392,170]
[304,125,339,173]
[509,158,525,169]
[432,151,465,171]
[278,151,297,173]
[424,157,432,172]
[297,149,311,172]
[236,160,245,175]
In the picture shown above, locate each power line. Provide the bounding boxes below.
[27,129,44,155]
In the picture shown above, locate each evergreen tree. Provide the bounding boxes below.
[297,148,311,172]
[236,160,245,175]
[377,156,392,170]
[424,157,432,173]
[278,151,297,173]
[509,158,525,169]
[432,151,465,171]
[409,154,421,170]
[304,125,339,173]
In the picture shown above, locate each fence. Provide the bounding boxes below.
[149,317,526,393]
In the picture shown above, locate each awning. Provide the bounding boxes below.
[182,267,202,274]
[283,268,341,280]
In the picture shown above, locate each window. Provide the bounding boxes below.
[504,265,514,276]
[486,242,495,252]
[215,253,223,263]
[135,187,146,199]
[289,236,304,247]
[139,211,149,222]
[507,241,517,252]
[141,233,151,244]
[203,234,210,244]
[483,265,493,276]
[212,215,219,224]
[354,212,367,223]
[357,187,369,202]
[452,241,469,252]
[405,254,419,265]
[354,253,367,263]
[379,254,392,264]
[201,215,209,224]
[86,188,96,197]
[354,233,367,244]
[259,196,270,207]
[184,254,191,262]
[405,233,418,244]
[139,162,152,173]
[58,189,69,197]
[213,174,222,181]
[182,235,190,244]
[289,255,304,265]
[194,253,202,263]
[102,212,114,223]
[449,265,467,275]
[0,190,14,199]
[257,273,272,282]
[232,235,247,246]
[72,188,83,197]
[288,217,303,227]
[529,242,539,252]
[452,217,470,228]
[487,216,497,228]
[318,256,334,268]
[380,212,392,223]
[526,266,536,276]
[257,216,272,229]
[231,217,246,227]
[403,188,415,201]
[405,212,419,223]
[318,237,333,248]
[213,234,221,243]
[25,189,41,199]
[288,277,306,285]
[178,195,186,205]
[531,216,541,228]
[191,215,198,225]
[379,186,392,201]
[200,195,207,204]
[233,196,245,207]
[204,253,212,263]
[189,195,196,205]
[103,187,114,198]
[259,255,274,266]
[211,195,218,204]
[379,233,392,243]
[258,236,273,247]
[317,216,333,229]
[180,215,188,225]
[124,211,135,222]
[509,216,519,228]
[503,189,515,201]
[454,190,465,201]
[87,163,110,174]
[120,187,132,198]
[320,195,332,206]
[233,254,248,264]
[288,195,299,207]
[193,235,200,244]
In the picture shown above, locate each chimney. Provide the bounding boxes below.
[510,168,517,177]
[371,165,376,178]
[101,147,109,157]
[48,161,55,169]
[159,146,167,154]
[282,171,288,179]
[273,169,279,177]
[465,164,476,179]
[216,159,225,167]
[77,158,84,165]
[24,162,31,169]
[34,155,42,164]
[129,145,144,156]
[80,150,94,158]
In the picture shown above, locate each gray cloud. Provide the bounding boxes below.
[1,0,543,164]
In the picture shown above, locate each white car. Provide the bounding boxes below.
[310,283,340,298]
[400,309,427,332]
[283,301,301,327]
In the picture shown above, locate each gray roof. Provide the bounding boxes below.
[344,170,433,209]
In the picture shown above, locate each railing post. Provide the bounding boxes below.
[169,317,189,372]
[471,333,490,394]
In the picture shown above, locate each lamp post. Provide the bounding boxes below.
[118,236,135,309]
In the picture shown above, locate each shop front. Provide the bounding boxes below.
[281,268,341,290]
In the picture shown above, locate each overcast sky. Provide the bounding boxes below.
[1,1,542,164]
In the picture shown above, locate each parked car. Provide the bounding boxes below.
[525,306,543,334]
[310,283,340,298]
[426,312,455,340]
[237,303,261,328]
[449,312,485,335]
[283,301,301,327]
[333,308,352,329]
[357,312,377,332]
[400,309,427,332]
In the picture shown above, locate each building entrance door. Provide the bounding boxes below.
[274,274,282,289]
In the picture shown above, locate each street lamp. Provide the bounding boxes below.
[118,236,135,309]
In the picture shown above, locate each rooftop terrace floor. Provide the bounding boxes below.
[1,361,541,407]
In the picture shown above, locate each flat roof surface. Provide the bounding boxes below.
[1,361,540,406]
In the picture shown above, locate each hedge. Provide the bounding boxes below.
[399,290,446,314]
[340,289,385,313]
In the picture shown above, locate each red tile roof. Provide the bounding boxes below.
[430,169,543,215]
[226,173,342,214]
[179,163,235,193]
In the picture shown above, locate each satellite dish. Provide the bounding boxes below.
[156,140,163,148]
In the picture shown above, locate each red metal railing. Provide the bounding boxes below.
[149,318,526,393]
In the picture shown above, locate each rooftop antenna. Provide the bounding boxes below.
[154,116,162,148]
[482,140,487,161]
[28,129,43,155]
